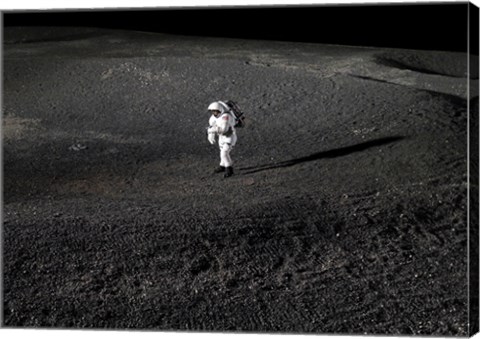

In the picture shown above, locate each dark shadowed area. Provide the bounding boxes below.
[3,3,474,52]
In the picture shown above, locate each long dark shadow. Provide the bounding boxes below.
[240,136,405,175]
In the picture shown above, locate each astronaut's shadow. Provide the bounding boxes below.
[239,136,405,175]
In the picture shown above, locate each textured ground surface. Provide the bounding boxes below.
[2,27,478,335]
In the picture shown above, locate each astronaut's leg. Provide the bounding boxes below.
[212,142,226,174]
[220,142,233,167]
[219,147,226,167]
[220,142,234,177]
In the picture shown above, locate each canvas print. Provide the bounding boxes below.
[1,2,479,336]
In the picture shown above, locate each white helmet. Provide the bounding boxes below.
[208,102,224,113]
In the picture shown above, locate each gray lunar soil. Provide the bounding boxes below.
[2,27,478,335]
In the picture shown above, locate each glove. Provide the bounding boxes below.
[207,127,216,144]
[208,133,216,145]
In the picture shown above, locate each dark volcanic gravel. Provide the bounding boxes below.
[2,27,476,335]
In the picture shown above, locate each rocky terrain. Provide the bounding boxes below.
[2,27,478,335]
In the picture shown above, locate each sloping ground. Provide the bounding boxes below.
[2,28,475,335]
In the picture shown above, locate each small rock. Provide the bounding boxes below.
[68,143,87,151]
[243,178,255,186]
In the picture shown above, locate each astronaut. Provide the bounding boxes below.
[207,101,237,178]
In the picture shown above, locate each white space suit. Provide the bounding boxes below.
[207,101,237,177]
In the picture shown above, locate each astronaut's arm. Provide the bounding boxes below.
[207,125,217,134]
[215,115,230,135]
[207,120,217,144]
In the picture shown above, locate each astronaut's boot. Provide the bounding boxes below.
[224,166,234,178]
[213,166,226,174]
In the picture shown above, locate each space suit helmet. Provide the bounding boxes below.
[208,102,224,115]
